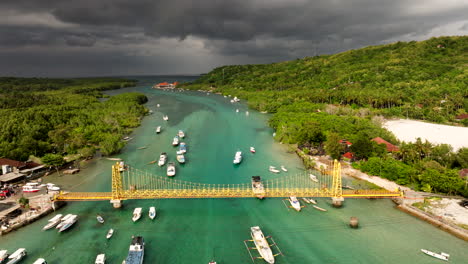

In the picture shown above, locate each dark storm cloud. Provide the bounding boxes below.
[0,0,467,76]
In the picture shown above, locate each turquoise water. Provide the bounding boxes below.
[1,77,467,264]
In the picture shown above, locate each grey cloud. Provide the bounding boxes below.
[64,34,96,47]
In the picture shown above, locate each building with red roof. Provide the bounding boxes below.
[153,82,178,89]
[342,152,354,160]
[371,137,399,152]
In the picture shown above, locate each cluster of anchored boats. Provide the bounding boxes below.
[0,248,47,264]
[157,128,187,177]
[42,213,78,232]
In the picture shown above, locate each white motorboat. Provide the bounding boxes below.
[149,207,156,220]
[172,136,179,146]
[269,166,280,173]
[158,152,167,167]
[289,196,301,212]
[421,249,449,261]
[32,258,47,264]
[97,215,105,224]
[176,154,185,164]
[233,151,242,164]
[309,174,319,182]
[6,248,26,264]
[178,130,185,138]
[236,109,239,113]
[132,208,142,222]
[250,147,256,153]
[156,126,161,133]
[42,214,63,230]
[163,115,169,121]
[167,162,176,177]
[47,185,60,191]
[95,254,106,264]
[0,250,8,263]
[179,142,187,153]
[250,226,275,264]
[56,214,73,229]
[280,165,287,172]
[106,228,114,239]
[59,215,78,232]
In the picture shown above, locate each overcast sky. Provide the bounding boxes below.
[0,0,467,77]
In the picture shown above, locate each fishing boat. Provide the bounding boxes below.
[421,249,450,261]
[123,236,145,264]
[22,185,40,193]
[269,166,280,173]
[42,214,63,230]
[308,198,317,205]
[233,151,242,164]
[251,176,265,199]
[56,214,73,229]
[95,254,106,264]
[178,130,185,138]
[301,197,311,204]
[167,162,176,177]
[0,250,8,263]
[158,152,167,167]
[59,215,78,232]
[250,226,275,264]
[289,196,301,212]
[312,205,327,212]
[280,165,287,172]
[156,126,161,133]
[250,147,256,153]
[176,154,185,164]
[97,215,105,224]
[149,207,156,220]
[309,174,319,182]
[6,248,26,264]
[179,142,187,153]
[32,258,47,264]
[132,208,142,222]
[163,115,169,121]
[172,136,179,146]
[106,229,114,239]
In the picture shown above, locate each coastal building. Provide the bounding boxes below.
[371,137,399,152]
[153,82,178,89]
[0,158,44,183]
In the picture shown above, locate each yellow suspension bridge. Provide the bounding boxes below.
[53,160,403,208]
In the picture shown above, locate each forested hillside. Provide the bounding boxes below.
[183,36,468,197]
[0,78,146,161]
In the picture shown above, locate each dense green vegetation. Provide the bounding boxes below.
[184,36,468,197]
[0,77,146,161]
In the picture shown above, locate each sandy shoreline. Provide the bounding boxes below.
[384,119,468,151]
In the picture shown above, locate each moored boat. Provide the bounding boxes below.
[0,250,8,263]
[289,196,301,212]
[245,111,249,116]
[178,130,185,138]
[158,152,167,167]
[176,154,185,164]
[149,207,156,220]
[179,142,187,153]
[421,249,449,261]
[308,198,317,205]
[167,162,176,177]
[269,166,280,173]
[250,226,274,264]
[312,205,327,212]
[309,174,319,182]
[163,115,169,121]
[132,208,142,222]
[22,185,40,193]
[236,109,239,113]
[157,104,160,107]
[56,214,73,229]
[156,126,161,133]
[59,215,77,232]
[123,236,145,264]
[280,165,287,172]
[250,147,255,153]
[301,197,311,204]
[233,151,242,164]
[172,136,179,146]
[251,176,265,199]
[106,229,114,239]
[97,215,105,224]
[42,214,63,230]
[32,258,47,264]
[6,248,26,264]
[95,254,106,264]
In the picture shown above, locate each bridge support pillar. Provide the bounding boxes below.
[332,197,344,208]
[110,199,122,209]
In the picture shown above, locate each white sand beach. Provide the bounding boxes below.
[384,119,468,151]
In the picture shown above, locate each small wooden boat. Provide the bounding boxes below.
[301,197,311,204]
[308,198,317,205]
[312,205,327,212]
[137,146,147,150]
[148,160,157,164]
[106,229,114,239]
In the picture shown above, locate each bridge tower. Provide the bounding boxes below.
[110,162,124,208]
[331,159,344,207]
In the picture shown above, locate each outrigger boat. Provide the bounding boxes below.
[132,208,142,222]
[309,174,319,182]
[288,196,301,212]
[421,249,450,261]
[251,176,265,199]
[42,214,63,230]
[149,207,156,220]
[250,226,275,264]
[106,228,114,239]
